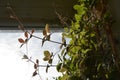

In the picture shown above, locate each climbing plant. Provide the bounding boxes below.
[7,0,120,80]
[56,0,120,80]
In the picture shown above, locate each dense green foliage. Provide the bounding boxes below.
[56,0,120,80]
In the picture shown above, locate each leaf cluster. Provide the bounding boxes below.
[56,0,120,80]
[18,29,35,48]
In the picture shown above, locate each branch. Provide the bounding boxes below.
[32,34,65,45]
[7,7,68,46]
[28,58,57,67]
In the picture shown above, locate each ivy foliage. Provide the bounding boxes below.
[56,0,120,80]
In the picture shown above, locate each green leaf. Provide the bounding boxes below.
[75,14,81,22]
[64,27,69,32]
[48,59,53,64]
[97,63,102,71]
[81,49,90,54]
[44,50,51,57]
[59,67,67,73]
[22,54,28,59]
[90,33,95,37]
[43,57,50,61]
[73,5,80,10]
[56,63,62,72]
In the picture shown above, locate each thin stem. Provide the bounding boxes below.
[7,7,69,46]
[7,7,23,26]
[31,34,68,45]
[26,42,28,55]
[38,66,43,80]
[28,58,57,67]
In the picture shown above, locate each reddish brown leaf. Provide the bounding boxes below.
[32,71,37,77]
[46,34,51,41]
[31,28,35,34]
[24,31,28,38]
[36,59,39,64]
[18,38,25,43]
[25,39,28,43]
[34,64,37,69]
[43,29,47,36]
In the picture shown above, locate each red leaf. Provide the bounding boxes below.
[18,38,25,43]
[24,31,28,38]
